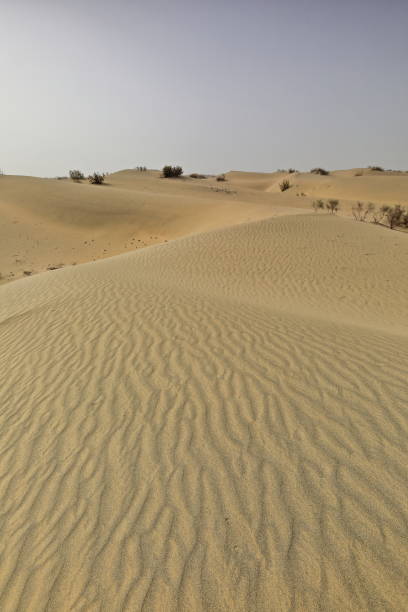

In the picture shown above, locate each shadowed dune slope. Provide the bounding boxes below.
[0,215,408,611]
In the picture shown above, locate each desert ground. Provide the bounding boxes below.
[0,168,407,610]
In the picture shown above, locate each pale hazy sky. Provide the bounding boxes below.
[1,0,407,176]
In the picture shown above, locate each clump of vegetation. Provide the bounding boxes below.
[352,201,375,221]
[162,165,183,178]
[69,169,85,182]
[348,202,408,229]
[88,172,105,185]
[190,173,206,179]
[368,166,384,172]
[288,168,297,174]
[310,167,330,175]
[216,174,226,182]
[279,179,291,191]
[312,199,325,211]
[135,166,147,171]
[381,204,406,229]
[326,199,340,214]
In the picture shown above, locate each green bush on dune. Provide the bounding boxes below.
[69,169,85,182]
[88,172,105,185]
[162,165,183,178]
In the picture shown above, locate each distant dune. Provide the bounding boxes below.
[2,167,407,284]
[0,208,407,609]
[0,169,308,284]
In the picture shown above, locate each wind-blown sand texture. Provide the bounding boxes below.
[1,210,407,610]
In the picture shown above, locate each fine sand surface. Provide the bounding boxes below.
[1,212,407,610]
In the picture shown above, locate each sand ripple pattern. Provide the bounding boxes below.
[0,215,407,611]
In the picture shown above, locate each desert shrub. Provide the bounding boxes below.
[352,201,375,221]
[368,166,384,172]
[279,179,291,191]
[190,173,206,179]
[382,204,405,229]
[312,199,325,212]
[69,169,85,182]
[311,167,329,176]
[326,199,340,214]
[371,206,385,224]
[162,165,183,178]
[135,166,147,171]
[88,172,105,185]
[288,168,297,174]
[216,174,226,182]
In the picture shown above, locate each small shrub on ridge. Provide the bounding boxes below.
[279,179,291,191]
[162,165,183,178]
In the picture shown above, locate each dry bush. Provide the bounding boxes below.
[190,173,206,179]
[69,170,85,182]
[162,165,183,178]
[216,174,226,182]
[326,199,340,214]
[312,199,325,212]
[311,167,329,175]
[381,204,406,229]
[279,179,291,191]
[288,168,297,173]
[88,172,105,185]
[368,165,384,172]
[352,201,375,221]
[371,206,385,224]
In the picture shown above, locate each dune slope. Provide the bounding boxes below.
[0,215,407,611]
[0,171,309,284]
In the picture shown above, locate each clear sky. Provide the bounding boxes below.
[1,0,407,176]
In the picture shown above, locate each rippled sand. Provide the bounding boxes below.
[1,213,407,610]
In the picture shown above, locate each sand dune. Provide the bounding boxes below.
[1,214,407,610]
[227,169,408,204]
[3,167,407,285]
[0,170,308,284]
